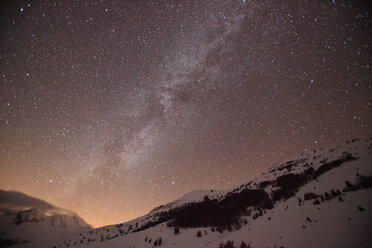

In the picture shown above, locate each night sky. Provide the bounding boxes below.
[0,0,371,227]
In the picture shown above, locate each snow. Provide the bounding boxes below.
[4,135,372,248]
[0,191,91,248]
[0,208,91,248]
[211,189,372,248]
[149,188,230,214]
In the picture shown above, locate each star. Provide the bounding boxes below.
[0,0,370,228]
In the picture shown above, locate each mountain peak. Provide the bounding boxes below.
[54,135,372,248]
[0,191,91,247]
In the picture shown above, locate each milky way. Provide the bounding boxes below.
[0,0,371,227]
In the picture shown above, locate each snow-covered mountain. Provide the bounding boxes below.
[53,135,371,248]
[0,190,91,247]
[9,135,372,248]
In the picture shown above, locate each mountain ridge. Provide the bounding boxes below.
[52,134,372,248]
[0,191,91,248]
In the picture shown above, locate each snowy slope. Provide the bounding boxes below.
[53,135,372,248]
[0,191,91,247]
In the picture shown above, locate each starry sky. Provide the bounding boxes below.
[0,0,371,227]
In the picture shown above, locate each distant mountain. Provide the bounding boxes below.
[0,190,55,212]
[29,136,372,247]
[0,190,91,247]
